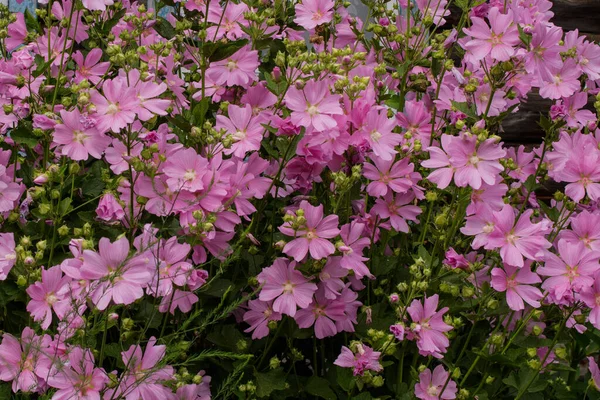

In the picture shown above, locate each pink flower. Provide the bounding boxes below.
[561,149,600,203]
[560,211,600,251]
[485,205,551,268]
[96,193,125,222]
[372,192,422,233]
[538,59,582,100]
[390,323,405,340]
[0,232,16,280]
[257,258,318,317]
[216,104,263,158]
[294,0,335,30]
[463,7,520,61]
[538,240,600,301]
[415,0,450,25]
[363,157,417,198]
[206,2,249,40]
[0,327,51,393]
[53,108,111,161]
[407,294,453,358]
[285,80,342,132]
[162,148,211,192]
[333,344,382,376]
[47,347,109,399]
[491,262,543,311]
[91,77,138,133]
[295,290,346,338]
[26,266,71,330]
[414,364,457,400]
[243,299,282,339]
[580,272,600,329]
[358,108,402,161]
[396,100,432,143]
[279,201,340,261]
[82,0,114,11]
[338,222,372,279]
[72,49,110,85]
[111,337,175,400]
[207,46,259,87]
[80,237,152,310]
[447,134,506,190]
[443,248,469,270]
[589,357,600,390]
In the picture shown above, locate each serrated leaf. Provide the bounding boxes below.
[255,368,287,398]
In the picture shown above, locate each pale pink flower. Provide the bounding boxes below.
[243,299,282,339]
[91,77,138,133]
[207,46,259,87]
[447,134,506,190]
[463,7,520,61]
[216,104,263,158]
[560,211,600,251]
[82,0,114,11]
[414,365,457,400]
[407,294,453,358]
[47,347,109,399]
[80,237,152,310]
[53,108,111,161]
[491,262,543,311]
[295,290,346,338]
[96,193,125,222]
[285,80,342,132]
[0,232,16,280]
[338,222,372,279]
[363,157,417,198]
[359,108,402,161]
[207,2,249,40]
[162,148,211,192]
[333,344,382,376]
[72,49,110,85]
[279,201,340,261]
[580,272,600,329]
[294,0,335,30]
[26,266,71,330]
[561,149,600,203]
[538,59,582,100]
[257,258,318,317]
[372,192,422,233]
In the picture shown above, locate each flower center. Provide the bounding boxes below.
[73,130,88,144]
[46,292,58,305]
[305,230,317,240]
[227,60,238,71]
[370,130,382,142]
[283,281,295,293]
[307,105,319,116]
[427,385,440,396]
[469,154,480,166]
[106,103,120,115]
[183,170,196,182]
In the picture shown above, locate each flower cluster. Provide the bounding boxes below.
[0,0,600,399]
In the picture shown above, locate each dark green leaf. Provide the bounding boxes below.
[10,123,39,148]
[209,39,249,62]
[305,376,336,399]
[255,368,287,398]
[154,17,176,40]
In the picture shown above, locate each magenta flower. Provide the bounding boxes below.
[333,344,382,376]
[463,7,520,61]
[414,364,457,400]
[279,201,340,261]
[0,232,16,280]
[47,347,109,399]
[26,266,71,330]
[243,299,282,339]
[538,239,600,301]
[257,258,318,317]
[216,104,264,158]
[53,108,111,161]
[80,237,153,310]
[294,0,335,30]
[407,294,453,358]
[485,205,551,268]
[285,80,342,132]
[491,262,543,311]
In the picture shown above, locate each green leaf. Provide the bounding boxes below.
[192,98,210,124]
[305,376,336,400]
[81,161,106,199]
[209,39,249,62]
[154,16,176,40]
[199,278,233,297]
[451,101,478,119]
[10,123,39,148]
[523,174,540,193]
[255,368,287,398]
[335,366,354,392]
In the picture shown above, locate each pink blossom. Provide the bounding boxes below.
[358,108,402,161]
[372,192,422,233]
[82,0,114,11]
[257,258,318,317]
[338,221,372,279]
[560,211,600,251]
[414,364,457,400]
[162,148,211,192]
[207,2,249,40]
[491,262,543,311]
[538,59,582,100]
[294,0,335,30]
[91,77,138,133]
[279,201,340,261]
[538,240,600,301]
[589,357,600,390]
[216,104,263,158]
[363,157,417,198]
[243,299,282,339]
[80,237,152,310]
[284,80,343,132]
[333,344,382,376]
[295,290,346,338]
[207,46,259,87]
[72,49,110,85]
[26,266,71,330]
[580,272,600,329]
[96,193,125,222]
[407,294,453,358]
[463,7,520,61]
[47,347,109,399]
[485,205,551,268]
[561,149,600,203]
[53,108,111,161]
[0,232,16,280]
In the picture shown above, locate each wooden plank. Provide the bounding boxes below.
[8,0,35,13]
